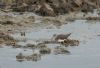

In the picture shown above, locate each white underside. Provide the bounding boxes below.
[57,39,64,42]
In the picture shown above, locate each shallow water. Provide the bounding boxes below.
[0,20,100,68]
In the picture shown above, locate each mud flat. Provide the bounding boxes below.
[0,10,100,68]
[0,0,100,67]
[0,16,100,68]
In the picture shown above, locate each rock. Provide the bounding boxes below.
[25,56,33,61]
[39,47,51,54]
[27,16,35,22]
[6,41,16,47]
[0,39,4,44]
[54,46,70,55]
[36,43,47,48]
[22,53,41,61]
[12,44,22,48]
[63,39,79,46]
[31,53,41,61]
[2,35,14,41]
[26,43,35,48]
[86,17,100,20]
[16,53,25,62]
[0,20,15,25]
[0,30,16,45]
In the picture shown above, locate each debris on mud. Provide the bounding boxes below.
[16,53,41,62]
[0,20,15,25]
[86,17,100,20]
[36,43,47,49]
[54,46,70,55]
[39,47,51,54]
[0,30,16,45]
[26,43,36,49]
[25,53,41,61]
[62,39,80,47]
[16,53,25,62]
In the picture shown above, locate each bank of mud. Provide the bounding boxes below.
[0,9,100,32]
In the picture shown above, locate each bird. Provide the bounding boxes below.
[52,33,71,43]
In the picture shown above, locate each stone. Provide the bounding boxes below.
[39,47,51,54]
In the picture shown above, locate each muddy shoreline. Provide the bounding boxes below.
[0,9,100,32]
[0,9,100,65]
[0,0,100,67]
[0,10,100,68]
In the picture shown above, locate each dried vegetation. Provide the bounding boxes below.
[0,0,100,16]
